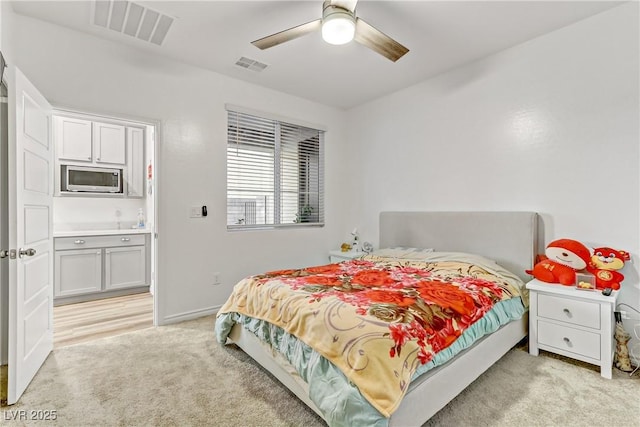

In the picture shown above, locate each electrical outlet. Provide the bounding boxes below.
[620,311,630,319]
[190,206,202,218]
[212,272,221,285]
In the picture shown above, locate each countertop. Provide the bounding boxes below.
[53,223,152,237]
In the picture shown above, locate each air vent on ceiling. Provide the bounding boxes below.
[93,0,174,46]
[235,57,269,72]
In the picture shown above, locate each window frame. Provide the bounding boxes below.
[226,106,325,230]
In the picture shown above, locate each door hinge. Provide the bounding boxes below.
[0,249,17,259]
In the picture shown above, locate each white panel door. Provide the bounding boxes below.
[6,66,53,404]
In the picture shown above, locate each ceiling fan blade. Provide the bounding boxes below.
[354,18,409,62]
[330,0,358,13]
[252,19,322,50]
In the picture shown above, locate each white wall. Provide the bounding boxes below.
[6,10,351,323]
[346,3,640,346]
[53,197,146,229]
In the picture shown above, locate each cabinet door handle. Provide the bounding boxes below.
[121,237,130,242]
[74,239,86,244]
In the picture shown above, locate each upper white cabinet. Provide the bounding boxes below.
[93,122,126,165]
[126,127,145,198]
[55,116,93,162]
[54,113,147,198]
[54,116,126,165]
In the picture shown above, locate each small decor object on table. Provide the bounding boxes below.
[526,239,591,285]
[527,278,618,379]
[586,247,630,290]
[575,272,596,291]
[350,228,359,252]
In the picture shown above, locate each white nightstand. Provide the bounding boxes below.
[526,279,618,379]
[329,250,366,263]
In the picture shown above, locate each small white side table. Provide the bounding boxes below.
[329,250,365,263]
[526,279,618,379]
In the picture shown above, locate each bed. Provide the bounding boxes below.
[216,211,539,426]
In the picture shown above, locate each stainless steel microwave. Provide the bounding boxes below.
[61,165,122,193]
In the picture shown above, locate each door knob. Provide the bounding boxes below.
[19,248,36,258]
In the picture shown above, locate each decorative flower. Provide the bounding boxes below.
[305,264,343,274]
[351,270,397,287]
[302,275,343,287]
[415,281,476,316]
[368,303,405,322]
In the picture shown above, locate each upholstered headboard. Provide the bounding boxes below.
[379,211,539,282]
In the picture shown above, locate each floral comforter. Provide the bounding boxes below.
[216,253,525,417]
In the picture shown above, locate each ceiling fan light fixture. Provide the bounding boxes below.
[321,7,355,45]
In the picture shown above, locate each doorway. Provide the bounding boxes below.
[50,111,158,349]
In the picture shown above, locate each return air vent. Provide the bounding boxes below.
[235,57,269,72]
[93,0,174,46]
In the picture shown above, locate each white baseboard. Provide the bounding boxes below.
[158,305,221,326]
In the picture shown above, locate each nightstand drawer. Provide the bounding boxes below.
[538,320,601,360]
[537,293,600,329]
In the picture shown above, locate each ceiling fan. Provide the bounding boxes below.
[251,0,409,62]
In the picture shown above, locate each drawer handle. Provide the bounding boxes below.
[74,239,86,244]
[562,337,572,347]
[121,237,131,242]
[562,308,571,316]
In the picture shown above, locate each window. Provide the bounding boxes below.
[227,108,324,229]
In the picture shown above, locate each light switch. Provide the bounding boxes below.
[190,206,203,218]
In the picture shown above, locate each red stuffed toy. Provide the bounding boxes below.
[526,239,591,285]
[586,247,630,290]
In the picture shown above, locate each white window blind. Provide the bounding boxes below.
[227,109,324,229]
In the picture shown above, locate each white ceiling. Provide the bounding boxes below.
[11,1,622,109]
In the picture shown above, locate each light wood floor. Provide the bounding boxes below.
[54,292,153,348]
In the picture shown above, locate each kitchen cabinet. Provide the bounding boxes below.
[126,127,145,198]
[54,113,147,198]
[93,122,126,165]
[54,248,102,297]
[55,116,93,162]
[54,233,149,304]
[105,245,146,290]
[54,115,125,165]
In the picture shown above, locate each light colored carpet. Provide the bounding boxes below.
[2,315,639,426]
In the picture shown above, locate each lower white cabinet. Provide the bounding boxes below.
[55,248,102,297]
[105,245,146,290]
[54,233,149,302]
